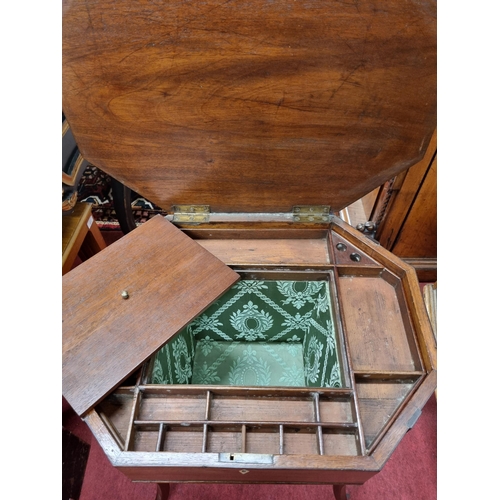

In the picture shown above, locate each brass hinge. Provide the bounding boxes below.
[292,205,331,223]
[172,205,210,223]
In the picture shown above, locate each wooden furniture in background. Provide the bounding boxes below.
[423,282,437,340]
[373,130,437,281]
[342,130,437,282]
[62,202,107,275]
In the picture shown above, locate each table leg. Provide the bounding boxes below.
[155,483,170,500]
[333,484,348,500]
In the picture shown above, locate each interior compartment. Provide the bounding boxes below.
[336,268,422,372]
[94,254,429,458]
[355,377,420,449]
[150,276,344,389]
[99,390,359,455]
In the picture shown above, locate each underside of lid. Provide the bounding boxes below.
[62,0,436,213]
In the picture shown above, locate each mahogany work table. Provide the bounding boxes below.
[62,1,437,498]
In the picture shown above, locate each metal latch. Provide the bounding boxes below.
[219,453,274,464]
[292,205,331,223]
[172,205,210,223]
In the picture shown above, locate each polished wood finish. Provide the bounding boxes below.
[63,0,437,492]
[63,0,436,213]
[62,202,106,275]
[333,484,348,500]
[392,154,437,257]
[402,258,437,283]
[374,129,437,280]
[337,274,419,372]
[155,483,170,500]
[62,216,239,416]
[197,238,330,265]
[423,282,437,340]
[77,219,436,493]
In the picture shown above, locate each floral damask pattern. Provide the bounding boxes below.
[230,301,274,341]
[228,346,272,386]
[172,336,192,384]
[152,280,343,388]
[304,335,323,384]
[277,281,324,309]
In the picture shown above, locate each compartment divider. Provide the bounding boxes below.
[99,411,125,451]
[124,386,142,451]
[279,425,284,454]
[133,419,357,429]
[202,390,212,453]
[313,393,324,455]
[364,374,425,454]
[137,385,354,397]
[331,265,367,456]
[241,424,247,453]
[155,422,166,452]
[354,371,423,381]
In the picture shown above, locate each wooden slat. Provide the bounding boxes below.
[62,216,239,416]
[202,391,211,453]
[136,385,354,398]
[124,387,141,451]
[134,420,357,429]
[313,393,324,455]
[196,238,331,265]
[156,423,165,453]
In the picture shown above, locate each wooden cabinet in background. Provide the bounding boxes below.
[375,130,437,282]
[344,130,437,282]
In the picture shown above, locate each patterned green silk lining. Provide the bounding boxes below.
[151,280,343,388]
[192,342,305,386]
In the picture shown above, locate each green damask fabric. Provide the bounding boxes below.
[151,280,343,388]
[192,342,305,386]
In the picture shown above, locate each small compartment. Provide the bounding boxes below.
[337,269,422,372]
[150,276,344,389]
[283,428,318,455]
[323,430,359,456]
[355,377,420,449]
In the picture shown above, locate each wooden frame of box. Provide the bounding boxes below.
[63,215,436,500]
[62,1,437,498]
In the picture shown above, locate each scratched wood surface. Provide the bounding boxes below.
[337,274,417,372]
[62,0,436,213]
[62,216,239,416]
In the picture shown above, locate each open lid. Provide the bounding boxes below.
[62,0,436,213]
[62,216,239,416]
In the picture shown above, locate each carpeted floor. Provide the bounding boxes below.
[63,230,437,500]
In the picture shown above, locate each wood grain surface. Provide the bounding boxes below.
[63,0,436,212]
[337,275,417,372]
[62,216,239,416]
